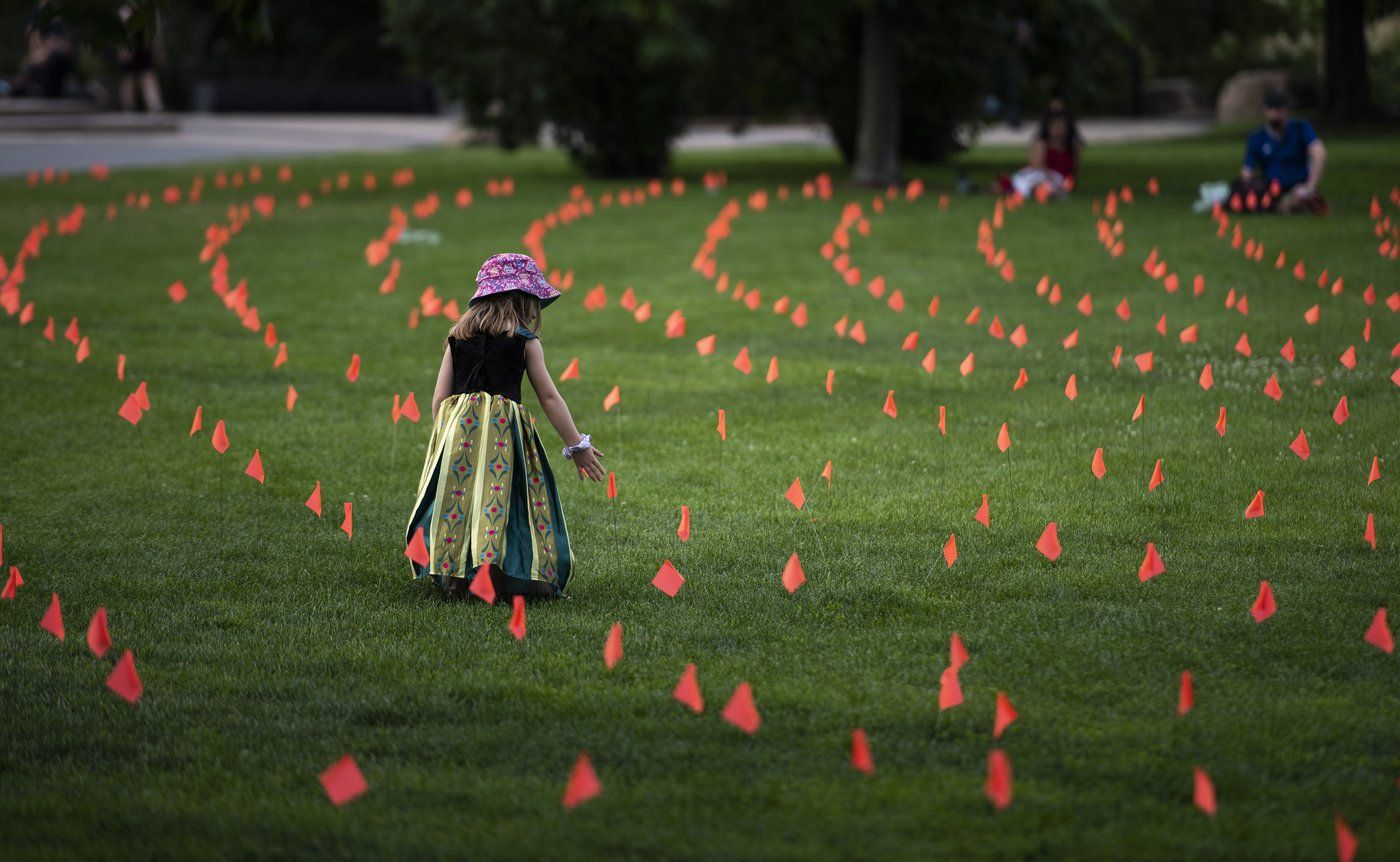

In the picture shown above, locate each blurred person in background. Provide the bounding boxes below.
[117,2,163,112]
[992,98,1082,199]
[1232,90,1328,214]
[8,4,76,98]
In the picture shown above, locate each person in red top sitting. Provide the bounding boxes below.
[993,99,1082,199]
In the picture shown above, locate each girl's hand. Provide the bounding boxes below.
[573,446,605,481]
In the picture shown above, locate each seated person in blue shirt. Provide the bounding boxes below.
[1234,90,1328,214]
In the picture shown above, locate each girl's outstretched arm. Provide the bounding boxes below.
[523,339,606,481]
[430,346,453,419]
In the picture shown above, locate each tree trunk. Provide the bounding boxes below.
[1323,0,1370,121]
[853,6,899,187]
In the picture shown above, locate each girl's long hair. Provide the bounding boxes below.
[449,292,541,340]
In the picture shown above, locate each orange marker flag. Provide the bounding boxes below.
[1333,396,1349,425]
[1036,522,1061,561]
[1280,338,1295,362]
[562,752,603,809]
[1367,456,1381,485]
[345,353,360,382]
[603,385,620,412]
[1064,374,1078,401]
[2,566,21,599]
[41,592,64,640]
[1012,368,1028,391]
[559,358,580,381]
[821,460,833,488]
[721,682,761,734]
[695,334,717,356]
[943,534,958,568]
[850,728,875,775]
[400,392,420,423]
[733,347,752,375]
[1215,406,1228,438]
[86,607,112,658]
[974,494,990,528]
[118,393,143,426]
[1062,328,1079,349]
[1178,671,1194,716]
[938,664,963,710]
[469,563,496,604]
[677,505,691,542]
[825,368,835,394]
[1336,815,1358,862]
[1250,580,1276,622]
[405,527,429,567]
[305,481,323,516]
[341,501,353,539]
[211,419,230,454]
[937,405,947,437]
[1193,767,1217,816]
[1132,395,1145,422]
[1235,332,1252,357]
[319,754,368,807]
[274,342,288,368]
[716,409,727,441]
[1148,459,1164,490]
[1304,304,1320,324]
[996,423,1011,452]
[1199,363,1214,391]
[765,356,780,384]
[1138,542,1165,581]
[1289,430,1310,461]
[993,692,1018,739]
[985,749,1013,810]
[782,553,806,593]
[883,390,898,418]
[106,649,143,704]
[1263,374,1282,401]
[960,352,975,376]
[950,631,969,668]
[652,560,684,597]
[902,331,919,351]
[1134,352,1153,373]
[287,385,299,413]
[1092,448,1107,479]
[673,663,704,713]
[509,595,526,640]
[74,336,90,363]
[245,449,265,484]
[785,478,806,509]
[1364,607,1393,653]
[1244,490,1265,519]
[1009,324,1027,348]
[606,472,617,499]
[603,622,624,669]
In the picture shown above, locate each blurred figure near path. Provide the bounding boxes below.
[117,3,164,113]
[9,5,76,98]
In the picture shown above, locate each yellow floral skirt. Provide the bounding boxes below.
[405,392,571,595]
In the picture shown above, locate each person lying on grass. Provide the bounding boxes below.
[404,253,603,600]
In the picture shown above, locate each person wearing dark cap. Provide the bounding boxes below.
[1238,90,1328,214]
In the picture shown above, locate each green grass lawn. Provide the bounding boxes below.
[1,128,1397,861]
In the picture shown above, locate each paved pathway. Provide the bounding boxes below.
[0,113,1213,178]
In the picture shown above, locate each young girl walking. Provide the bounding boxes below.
[405,253,604,598]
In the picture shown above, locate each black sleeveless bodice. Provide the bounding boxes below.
[446,326,537,403]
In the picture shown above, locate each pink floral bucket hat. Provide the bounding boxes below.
[469,253,562,307]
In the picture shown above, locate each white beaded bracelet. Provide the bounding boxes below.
[563,434,592,460]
